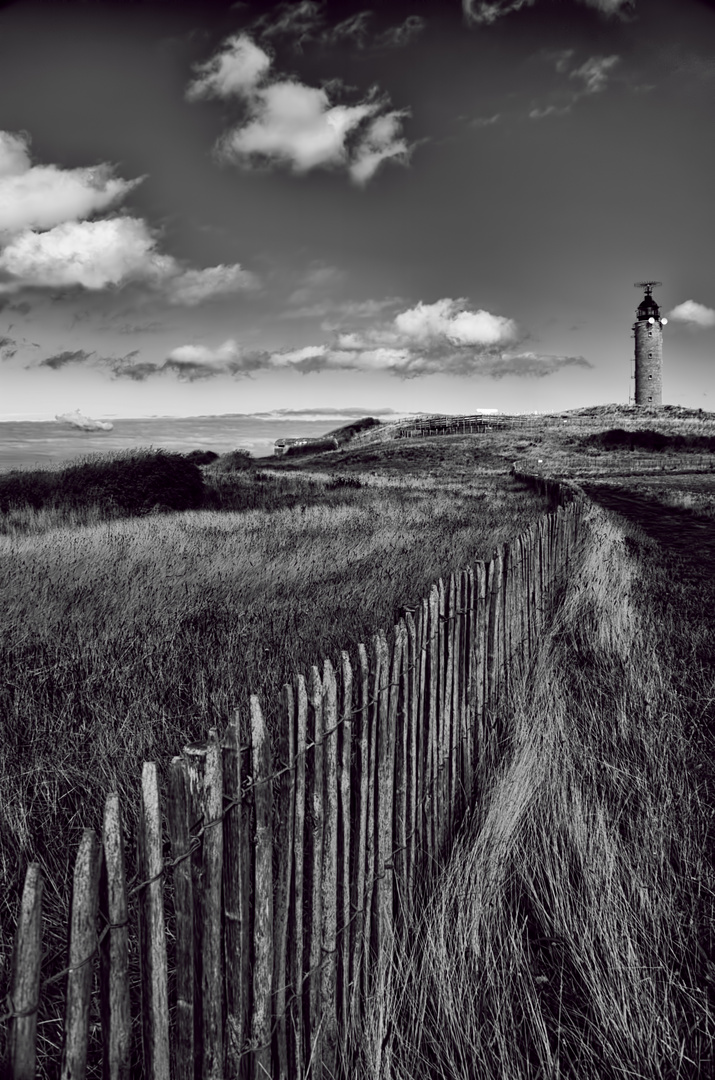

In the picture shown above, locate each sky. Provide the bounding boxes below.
[0,0,714,420]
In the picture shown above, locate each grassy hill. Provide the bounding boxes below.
[2,409,715,1077]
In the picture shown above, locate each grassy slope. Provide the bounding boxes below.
[3,411,715,1077]
[0,444,548,1076]
[358,495,715,1079]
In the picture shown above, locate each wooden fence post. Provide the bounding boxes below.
[306,666,324,1076]
[427,586,439,871]
[183,734,222,1080]
[222,718,251,1079]
[394,618,409,918]
[414,598,428,893]
[136,763,170,1080]
[441,575,455,853]
[183,741,207,1074]
[405,609,419,911]
[60,828,101,1080]
[251,696,273,1080]
[167,758,194,1080]
[273,684,296,1080]
[462,568,475,810]
[100,793,131,1080]
[437,579,448,857]
[321,659,340,1075]
[350,644,370,1026]
[339,651,353,1037]
[291,676,308,1076]
[485,558,498,731]
[377,626,401,965]
[456,569,470,818]
[202,730,224,1080]
[9,863,43,1080]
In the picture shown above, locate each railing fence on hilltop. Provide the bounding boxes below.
[4,475,586,1080]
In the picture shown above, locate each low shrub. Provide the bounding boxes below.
[185,449,219,465]
[326,474,362,490]
[0,450,205,518]
[212,449,254,471]
[584,428,715,453]
[0,469,55,512]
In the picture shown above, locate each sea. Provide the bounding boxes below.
[0,411,407,474]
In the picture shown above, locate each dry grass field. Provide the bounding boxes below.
[2,406,715,1077]
[0,440,549,1076]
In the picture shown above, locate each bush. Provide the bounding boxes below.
[212,449,254,472]
[0,469,55,512]
[0,450,205,517]
[326,474,362,490]
[57,451,205,514]
[185,449,219,466]
[585,428,715,454]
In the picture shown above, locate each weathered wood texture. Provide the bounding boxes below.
[100,793,131,1080]
[9,864,43,1080]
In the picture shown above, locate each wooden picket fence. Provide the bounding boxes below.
[4,476,585,1080]
[394,413,602,438]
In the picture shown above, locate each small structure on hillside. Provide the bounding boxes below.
[632,282,668,406]
[274,437,308,457]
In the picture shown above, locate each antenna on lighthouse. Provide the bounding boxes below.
[634,281,662,295]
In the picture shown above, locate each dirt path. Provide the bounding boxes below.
[582,482,715,590]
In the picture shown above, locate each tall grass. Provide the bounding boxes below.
[0,464,548,1076]
[354,499,715,1078]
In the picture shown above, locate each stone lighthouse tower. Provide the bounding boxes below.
[633,281,667,406]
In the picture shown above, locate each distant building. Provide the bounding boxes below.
[632,282,667,406]
[274,437,307,457]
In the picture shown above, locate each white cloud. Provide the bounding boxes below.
[393,299,518,346]
[349,111,411,186]
[164,264,259,305]
[667,300,715,328]
[253,1,324,46]
[470,114,501,128]
[529,104,572,120]
[581,0,633,14]
[0,218,171,290]
[154,294,590,383]
[161,296,589,381]
[186,34,271,100]
[324,12,373,48]
[544,49,575,74]
[0,216,257,302]
[220,81,376,173]
[0,131,31,177]
[0,131,258,303]
[463,0,535,25]
[464,0,631,22]
[282,297,403,320]
[569,55,620,93]
[189,33,411,184]
[269,344,328,367]
[373,16,426,49]
[0,130,142,235]
[167,339,244,367]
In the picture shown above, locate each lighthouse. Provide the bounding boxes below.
[633,281,667,406]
